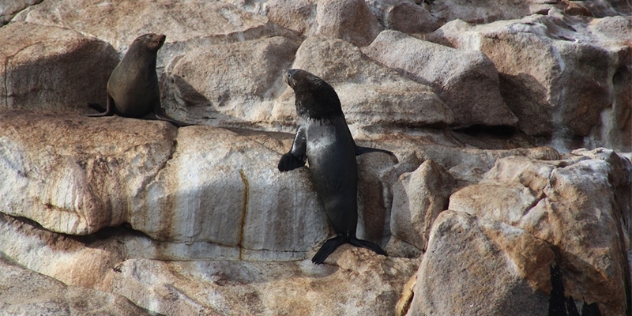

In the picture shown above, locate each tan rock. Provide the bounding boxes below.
[273,36,454,129]
[266,0,318,36]
[427,13,632,151]
[384,2,440,34]
[0,22,117,112]
[409,210,554,315]
[391,160,456,251]
[0,255,149,315]
[448,152,632,315]
[315,0,383,47]
[163,36,301,126]
[0,111,176,236]
[0,0,42,24]
[12,0,298,69]
[363,30,518,128]
[424,0,562,24]
[110,250,418,316]
[357,151,399,244]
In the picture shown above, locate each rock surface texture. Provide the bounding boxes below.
[0,0,631,315]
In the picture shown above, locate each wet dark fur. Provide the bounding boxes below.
[278,69,393,264]
[87,33,188,127]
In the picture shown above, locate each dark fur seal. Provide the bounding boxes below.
[88,33,188,127]
[278,69,392,264]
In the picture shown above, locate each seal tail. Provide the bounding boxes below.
[312,236,347,264]
[349,237,387,256]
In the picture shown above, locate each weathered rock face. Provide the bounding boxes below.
[0,254,150,315]
[273,36,454,129]
[428,149,632,315]
[428,12,632,151]
[410,210,555,316]
[1,0,631,315]
[0,0,42,24]
[163,36,301,125]
[0,22,117,112]
[363,30,518,128]
[0,111,397,260]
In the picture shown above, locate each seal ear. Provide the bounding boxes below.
[278,153,306,172]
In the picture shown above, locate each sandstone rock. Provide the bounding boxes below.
[357,151,399,245]
[0,207,418,316]
[363,0,439,33]
[110,250,418,316]
[315,0,383,47]
[390,160,456,251]
[384,2,440,33]
[266,0,318,36]
[163,36,301,126]
[0,111,396,259]
[409,210,554,315]
[427,13,632,151]
[273,36,454,129]
[0,22,117,112]
[424,0,564,24]
[0,255,149,315]
[12,0,297,67]
[415,145,561,185]
[363,30,518,128]
[448,153,631,315]
[0,0,42,24]
[136,126,329,257]
[0,111,176,236]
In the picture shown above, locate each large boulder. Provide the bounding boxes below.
[12,0,295,61]
[0,22,117,112]
[390,160,456,251]
[444,151,632,315]
[163,36,301,125]
[409,210,554,315]
[0,254,149,315]
[427,12,632,151]
[273,36,454,130]
[0,111,395,260]
[363,30,518,128]
[0,210,418,316]
[0,0,42,24]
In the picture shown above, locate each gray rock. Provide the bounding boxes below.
[363,30,518,128]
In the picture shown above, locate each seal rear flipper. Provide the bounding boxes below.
[87,94,115,117]
[349,237,387,256]
[311,236,347,264]
[278,153,306,172]
[355,146,396,158]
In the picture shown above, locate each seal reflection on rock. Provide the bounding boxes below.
[87,33,189,127]
[278,69,391,264]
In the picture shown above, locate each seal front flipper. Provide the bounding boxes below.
[278,153,306,171]
[312,235,347,264]
[279,125,307,172]
[349,237,387,256]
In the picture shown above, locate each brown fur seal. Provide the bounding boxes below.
[88,33,188,127]
[278,69,392,264]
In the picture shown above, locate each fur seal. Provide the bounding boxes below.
[278,69,392,264]
[88,33,188,127]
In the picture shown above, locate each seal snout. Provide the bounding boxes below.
[285,69,299,87]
